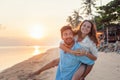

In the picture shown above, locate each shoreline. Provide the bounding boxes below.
[0,46,58,72]
[0,47,58,72]
[0,48,120,80]
[0,47,59,80]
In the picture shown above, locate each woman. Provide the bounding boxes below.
[60,20,99,80]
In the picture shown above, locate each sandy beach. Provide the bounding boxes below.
[0,47,120,80]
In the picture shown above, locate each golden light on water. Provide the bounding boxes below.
[33,46,41,55]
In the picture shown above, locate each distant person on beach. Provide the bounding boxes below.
[29,20,99,80]
[99,34,105,47]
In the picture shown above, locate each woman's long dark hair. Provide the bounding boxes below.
[77,20,99,46]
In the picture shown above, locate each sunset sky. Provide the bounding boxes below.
[0,0,112,46]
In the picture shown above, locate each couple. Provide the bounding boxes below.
[30,20,99,80]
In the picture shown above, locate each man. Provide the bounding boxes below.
[30,25,95,80]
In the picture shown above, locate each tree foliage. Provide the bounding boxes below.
[66,10,83,28]
[81,0,96,15]
[95,0,120,30]
[66,0,97,28]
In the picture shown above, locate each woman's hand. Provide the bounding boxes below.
[71,49,87,56]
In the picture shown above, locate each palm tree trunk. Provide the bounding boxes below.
[106,27,109,44]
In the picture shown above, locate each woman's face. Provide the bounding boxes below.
[81,21,92,35]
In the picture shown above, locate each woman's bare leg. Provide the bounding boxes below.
[81,65,93,79]
[72,64,86,80]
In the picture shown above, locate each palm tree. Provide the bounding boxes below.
[66,10,83,29]
[66,0,97,29]
[80,0,96,20]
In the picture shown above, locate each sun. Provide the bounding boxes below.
[29,24,44,39]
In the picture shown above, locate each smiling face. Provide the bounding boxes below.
[78,20,99,46]
[62,29,74,45]
[81,21,92,36]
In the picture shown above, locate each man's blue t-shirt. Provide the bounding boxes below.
[55,42,94,80]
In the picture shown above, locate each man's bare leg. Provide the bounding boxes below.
[72,64,86,80]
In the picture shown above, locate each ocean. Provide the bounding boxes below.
[0,46,57,72]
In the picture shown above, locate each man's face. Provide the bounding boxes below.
[62,29,74,45]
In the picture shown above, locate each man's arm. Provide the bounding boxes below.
[30,58,59,76]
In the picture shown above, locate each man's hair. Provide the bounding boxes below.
[60,25,73,37]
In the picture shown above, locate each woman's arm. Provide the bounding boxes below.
[60,43,83,55]
[60,43,74,54]
[60,43,97,60]
[85,51,97,61]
